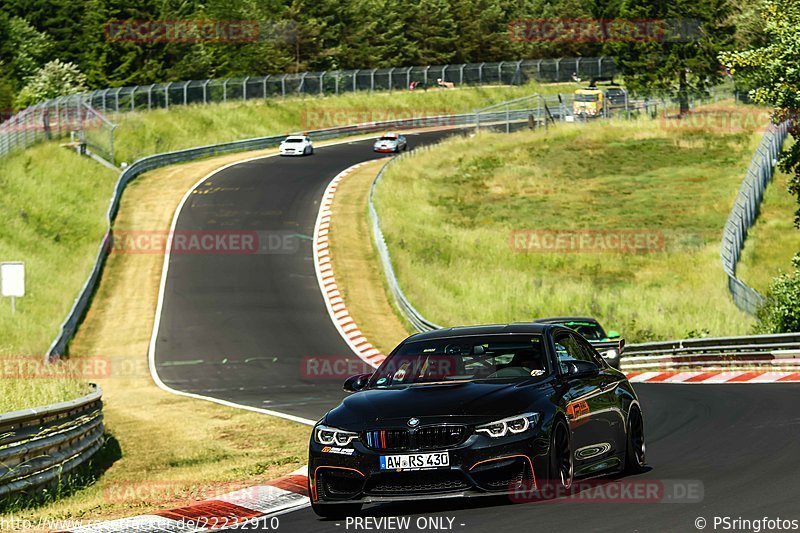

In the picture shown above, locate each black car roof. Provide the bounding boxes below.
[406,323,554,342]
[532,316,600,325]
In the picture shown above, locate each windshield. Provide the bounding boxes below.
[574,93,599,102]
[378,136,398,141]
[368,334,549,387]
[284,137,304,143]
[558,321,607,341]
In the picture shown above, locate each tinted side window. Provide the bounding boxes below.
[575,336,606,367]
[554,333,592,373]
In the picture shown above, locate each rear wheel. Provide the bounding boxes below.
[624,406,646,473]
[311,501,362,519]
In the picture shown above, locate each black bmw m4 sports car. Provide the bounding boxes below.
[308,323,646,518]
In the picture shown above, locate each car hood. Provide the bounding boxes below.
[325,379,552,429]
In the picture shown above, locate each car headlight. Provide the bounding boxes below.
[314,424,359,446]
[604,349,618,359]
[476,413,539,438]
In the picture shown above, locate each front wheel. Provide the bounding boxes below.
[311,501,363,519]
[624,406,646,473]
[548,420,573,491]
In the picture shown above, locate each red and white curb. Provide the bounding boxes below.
[624,370,800,384]
[313,161,387,369]
[66,468,310,532]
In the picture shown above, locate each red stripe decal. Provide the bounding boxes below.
[156,500,261,522]
[267,474,309,496]
[728,371,762,382]
[648,372,677,382]
[685,372,721,383]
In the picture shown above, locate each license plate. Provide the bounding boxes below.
[379,452,450,471]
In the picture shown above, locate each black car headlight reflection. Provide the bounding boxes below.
[475,413,540,438]
[314,424,359,446]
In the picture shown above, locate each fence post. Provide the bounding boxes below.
[459,64,465,85]
[281,74,287,97]
[498,61,504,84]
[202,79,210,103]
[222,79,228,103]
[165,82,171,109]
[478,63,484,84]
[353,70,358,92]
[555,58,561,81]
[320,71,326,94]
[424,66,430,86]
[130,87,137,111]
[598,56,603,77]
[183,81,188,105]
[388,68,394,91]
[243,76,249,100]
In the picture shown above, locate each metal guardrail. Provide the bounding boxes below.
[369,145,442,333]
[625,332,800,355]
[621,333,800,370]
[0,57,616,161]
[720,121,791,314]
[0,385,104,502]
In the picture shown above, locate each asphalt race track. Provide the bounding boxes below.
[152,130,459,421]
[152,130,800,531]
[275,383,800,532]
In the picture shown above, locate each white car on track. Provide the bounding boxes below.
[279,135,314,156]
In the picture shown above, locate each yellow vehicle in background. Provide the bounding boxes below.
[573,88,604,118]
[573,77,626,119]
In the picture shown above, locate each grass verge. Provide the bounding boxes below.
[374,104,782,342]
[1,148,310,523]
[328,160,414,355]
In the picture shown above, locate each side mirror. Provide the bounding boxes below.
[607,330,621,339]
[567,360,599,378]
[343,373,372,393]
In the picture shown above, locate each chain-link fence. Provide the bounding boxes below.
[0,57,616,163]
[721,121,791,315]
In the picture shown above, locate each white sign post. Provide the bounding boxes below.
[1,262,25,315]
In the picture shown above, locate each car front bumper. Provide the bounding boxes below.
[309,432,550,504]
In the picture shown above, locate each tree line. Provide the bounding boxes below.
[0,0,764,109]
